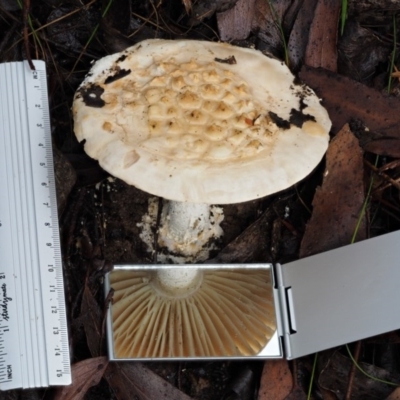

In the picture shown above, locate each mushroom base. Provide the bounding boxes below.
[138,198,224,263]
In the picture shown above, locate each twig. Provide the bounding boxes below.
[23,0,35,70]
[364,159,400,191]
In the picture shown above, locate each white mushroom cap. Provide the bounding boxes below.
[110,267,276,358]
[73,39,331,204]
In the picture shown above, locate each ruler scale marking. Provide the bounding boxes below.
[26,62,71,386]
[0,61,71,390]
[20,62,48,387]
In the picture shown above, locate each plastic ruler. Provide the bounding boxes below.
[0,61,71,389]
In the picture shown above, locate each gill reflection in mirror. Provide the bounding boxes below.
[108,266,277,359]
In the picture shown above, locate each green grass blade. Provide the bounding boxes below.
[340,0,348,35]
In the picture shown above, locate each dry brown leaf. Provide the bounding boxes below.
[387,387,400,400]
[304,0,340,72]
[258,360,293,400]
[217,0,256,41]
[104,362,193,400]
[299,66,400,142]
[287,0,318,70]
[54,356,108,400]
[364,139,400,158]
[300,124,365,258]
[81,283,103,357]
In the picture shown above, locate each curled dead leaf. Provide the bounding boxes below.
[54,356,108,400]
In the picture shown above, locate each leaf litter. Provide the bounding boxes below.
[1,0,400,398]
[300,124,366,258]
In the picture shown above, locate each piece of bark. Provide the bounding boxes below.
[258,359,293,400]
[300,124,365,258]
[304,0,340,72]
[299,66,400,140]
[104,362,193,400]
[53,357,108,400]
[217,0,256,41]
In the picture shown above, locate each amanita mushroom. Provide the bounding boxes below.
[73,39,331,261]
[73,39,331,357]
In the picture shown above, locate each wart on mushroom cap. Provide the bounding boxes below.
[73,39,331,261]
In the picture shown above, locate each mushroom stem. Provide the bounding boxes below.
[157,200,224,261]
[155,267,202,296]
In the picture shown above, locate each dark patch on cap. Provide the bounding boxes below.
[214,55,237,64]
[288,97,316,127]
[292,75,303,86]
[299,98,308,111]
[116,54,127,63]
[269,111,290,129]
[104,68,131,84]
[78,84,105,108]
[289,108,316,128]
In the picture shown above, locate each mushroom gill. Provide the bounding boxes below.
[110,267,276,358]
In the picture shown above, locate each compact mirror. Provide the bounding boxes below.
[105,264,282,360]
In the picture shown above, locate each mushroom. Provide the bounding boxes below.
[73,39,331,262]
[110,265,277,358]
[72,39,331,357]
